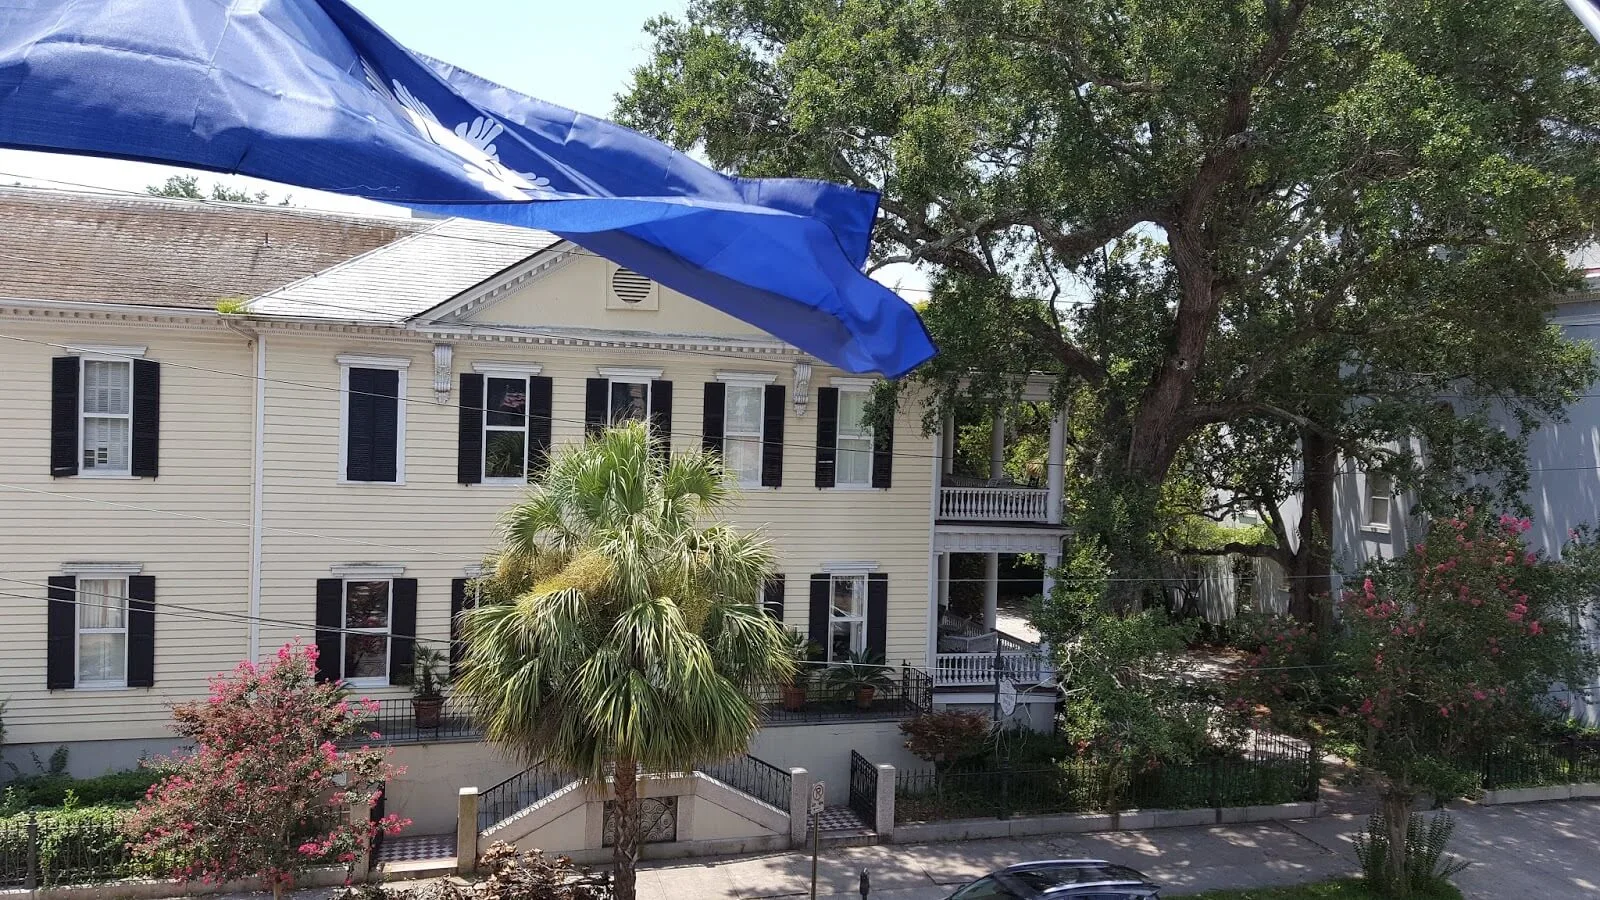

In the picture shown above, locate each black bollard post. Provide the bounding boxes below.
[859,868,870,898]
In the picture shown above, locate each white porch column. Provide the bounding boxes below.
[942,412,957,476]
[989,410,1006,479]
[1042,549,1061,602]
[1046,406,1066,525]
[937,553,951,613]
[983,552,1000,632]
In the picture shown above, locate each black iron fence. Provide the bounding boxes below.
[698,755,792,810]
[340,696,479,747]
[0,812,133,888]
[848,750,878,825]
[750,661,933,724]
[894,734,1318,823]
[477,763,579,831]
[1482,739,1600,789]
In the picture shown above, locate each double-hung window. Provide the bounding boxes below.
[609,379,650,424]
[835,389,873,487]
[828,574,868,662]
[484,376,532,481]
[723,384,764,486]
[81,359,132,475]
[1366,473,1393,531]
[342,579,391,687]
[76,577,128,687]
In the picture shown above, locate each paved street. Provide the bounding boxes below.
[633,799,1600,898]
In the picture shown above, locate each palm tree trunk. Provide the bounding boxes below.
[1381,789,1413,896]
[612,757,641,900]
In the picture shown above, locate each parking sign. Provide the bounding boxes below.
[809,781,826,815]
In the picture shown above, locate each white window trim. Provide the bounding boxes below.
[833,387,874,489]
[723,382,766,488]
[715,370,778,386]
[72,345,146,359]
[1364,473,1393,534]
[463,564,486,579]
[827,573,869,663]
[597,366,664,382]
[61,562,144,576]
[821,561,879,575]
[329,563,406,579]
[75,575,129,690]
[829,376,877,390]
[78,357,135,478]
[481,373,542,486]
[605,379,654,429]
[472,361,544,377]
[338,362,408,485]
[341,578,393,689]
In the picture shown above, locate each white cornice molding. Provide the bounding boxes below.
[71,344,146,358]
[472,360,544,376]
[821,560,880,575]
[61,562,144,576]
[336,353,412,369]
[830,376,878,391]
[715,370,779,386]
[598,365,665,381]
[329,563,405,579]
[420,242,582,324]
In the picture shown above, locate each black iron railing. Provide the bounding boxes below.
[750,661,933,724]
[848,750,877,825]
[1482,739,1600,789]
[698,754,792,810]
[340,696,480,747]
[894,733,1318,823]
[477,763,578,831]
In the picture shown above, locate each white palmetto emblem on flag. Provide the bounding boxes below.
[361,59,552,199]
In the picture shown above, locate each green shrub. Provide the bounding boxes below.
[1353,812,1469,896]
[2,770,158,809]
[0,806,133,886]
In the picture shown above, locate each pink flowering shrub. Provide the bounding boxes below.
[127,642,408,897]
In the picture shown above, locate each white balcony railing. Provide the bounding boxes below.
[933,651,1055,687]
[938,486,1050,523]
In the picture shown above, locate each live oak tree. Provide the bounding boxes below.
[619,0,1600,617]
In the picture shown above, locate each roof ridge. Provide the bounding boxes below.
[246,220,447,309]
[0,183,423,229]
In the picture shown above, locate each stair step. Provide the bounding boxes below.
[814,830,879,849]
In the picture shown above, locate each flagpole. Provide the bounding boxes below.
[1563,0,1600,43]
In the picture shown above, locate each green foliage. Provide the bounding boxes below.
[214,296,250,315]
[145,175,282,204]
[0,806,133,886]
[1354,814,1470,897]
[822,651,893,692]
[454,423,794,896]
[900,711,992,770]
[1183,879,1462,900]
[0,769,159,810]
[410,645,449,699]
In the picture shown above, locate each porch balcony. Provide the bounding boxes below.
[937,476,1051,524]
[932,626,1055,688]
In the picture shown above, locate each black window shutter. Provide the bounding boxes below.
[450,578,477,679]
[127,575,156,688]
[50,357,79,477]
[808,574,830,659]
[650,380,673,458]
[702,382,725,454]
[131,360,160,478]
[314,579,343,683]
[871,395,894,489]
[584,378,609,437]
[347,368,399,482]
[528,376,553,478]
[458,374,484,485]
[761,384,785,488]
[867,573,889,662]
[389,578,418,687]
[46,576,76,689]
[762,574,786,620]
[814,388,838,488]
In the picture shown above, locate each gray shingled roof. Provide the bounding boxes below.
[247,217,561,322]
[0,186,423,309]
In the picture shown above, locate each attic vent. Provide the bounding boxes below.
[611,268,653,305]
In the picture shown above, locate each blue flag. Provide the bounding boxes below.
[0,0,935,377]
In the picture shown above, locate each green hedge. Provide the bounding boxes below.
[0,806,133,886]
[2,770,159,809]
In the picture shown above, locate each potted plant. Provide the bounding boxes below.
[825,651,893,710]
[780,630,819,712]
[410,645,449,729]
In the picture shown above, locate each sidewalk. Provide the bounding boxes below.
[633,798,1600,898]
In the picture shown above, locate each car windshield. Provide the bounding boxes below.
[949,875,1027,899]
[1010,864,1145,890]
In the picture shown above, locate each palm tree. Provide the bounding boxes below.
[454,422,794,900]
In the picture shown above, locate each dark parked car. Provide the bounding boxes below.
[946,860,1162,899]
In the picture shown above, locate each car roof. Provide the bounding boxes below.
[993,860,1158,896]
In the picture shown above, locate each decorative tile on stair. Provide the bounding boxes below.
[376,832,456,864]
[813,805,870,833]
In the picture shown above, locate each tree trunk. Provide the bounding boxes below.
[1380,789,1414,897]
[612,758,640,900]
[1289,426,1337,631]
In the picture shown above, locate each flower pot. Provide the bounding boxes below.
[854,686,876,710]
[780,683,807,712]
[412,696,444,730]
